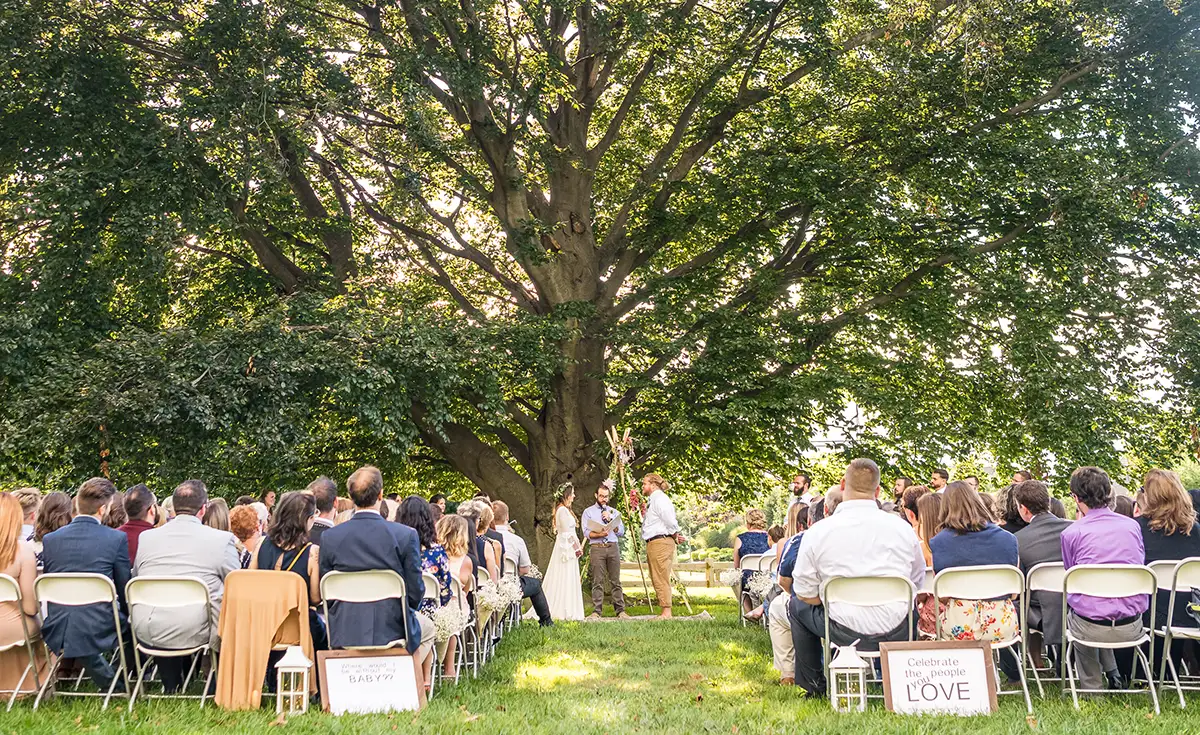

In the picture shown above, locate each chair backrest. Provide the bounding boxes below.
[421,572,441,602]
[1026,562,1065,593]
[321,570,406,604]
[503,557,518,577]
[1148,559,1184,590]
[1160,558,1200,593]
[126,576,210,608]
[1063,564,1155,598]
[766,555,779,574]
[36,573,117,606]
[822,575,915,607]
[739,554,764,572]
[0,574,21,605]
[478,567,491,585]
[933,565,1023,600]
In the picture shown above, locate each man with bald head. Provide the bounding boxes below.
[785,458,926,698]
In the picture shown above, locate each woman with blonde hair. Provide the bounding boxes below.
[928,482,1019,643]
[202,497,230,532]
[1138,469,1200,658]
[734,508,770,613]
[0,493,50,695]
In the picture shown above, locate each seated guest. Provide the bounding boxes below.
[0,493,50,696]
[104,492,128,530]
[787,459,925,696]
[31,491,72,564]
[118,484,157,564]
[1049,497,1068,519]
[458,502,498,580]
[305,476,338,545]
[1112,495,1135,519]
[734,509,770,613]
[133,480,240,693]
[491,500,553,627]
[438,514,475,605]
[478,502,505,563]
[228,505,261,569]
[928,482,1019,642]
[41,478,131,692]
[1062,466,1147,692]
[1013,479,1072,670]
[768,525,785,547]
[430,494,448,514]
[997,484,1028,535]
[318,466,434,685]
[899,485,932,565]
[251,491,326,650]
[398,496,459,677]
[977,492,998,523]
[768,521,807,685]
[234,495,256,507]
[915,492,943,636]
[202,498,231,532]
[11,488,39,541]
[1136,469,1200,670]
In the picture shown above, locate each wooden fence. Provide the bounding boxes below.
[619,560,733,587]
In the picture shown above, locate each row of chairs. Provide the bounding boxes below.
[0,559,531,711]
[737,552,779,628]
[814,560,1200,715]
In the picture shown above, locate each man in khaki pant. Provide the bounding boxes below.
[641,474,684,619]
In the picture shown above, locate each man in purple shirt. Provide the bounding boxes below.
[1061,466,1148,692]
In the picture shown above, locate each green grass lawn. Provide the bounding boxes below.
[0,588,1193,733]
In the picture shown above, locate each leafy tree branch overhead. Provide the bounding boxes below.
[3,0,1200,546]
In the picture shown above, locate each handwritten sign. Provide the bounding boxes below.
[880,641,997,716]
[318,650,425,715]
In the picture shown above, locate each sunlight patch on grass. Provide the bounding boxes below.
[513,650,622,690]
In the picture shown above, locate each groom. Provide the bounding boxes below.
[582,481,628,619]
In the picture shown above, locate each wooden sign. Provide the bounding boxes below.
[880,641,998,716]
[317,649,426,715]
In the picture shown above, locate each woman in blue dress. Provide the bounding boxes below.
[734,508,771,613]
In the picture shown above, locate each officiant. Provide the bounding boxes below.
[582,481,628,619]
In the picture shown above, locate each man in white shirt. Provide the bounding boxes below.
[491,501,553,626]
[786,458,925,697]
[641,474,683,619]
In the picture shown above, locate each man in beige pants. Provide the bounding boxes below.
[641,474,684,619]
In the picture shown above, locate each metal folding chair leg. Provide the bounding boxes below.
[32,649,61,710]
[1135,647,1161,715]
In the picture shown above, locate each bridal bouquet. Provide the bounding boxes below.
[433,604,469,642]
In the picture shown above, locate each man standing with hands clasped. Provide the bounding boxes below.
[582,480,629,619]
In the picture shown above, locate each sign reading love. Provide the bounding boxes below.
[880,641,998,716]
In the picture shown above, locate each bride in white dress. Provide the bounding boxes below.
[542,485,585,621]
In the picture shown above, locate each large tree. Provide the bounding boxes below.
[3,0,1200,548]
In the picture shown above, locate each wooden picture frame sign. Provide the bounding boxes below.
[317,649,427,715]
[879,640,998,716]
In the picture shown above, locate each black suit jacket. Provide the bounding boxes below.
[41,516,132,657]
[1014,513,1073,643]
[308,519,332,546]
[317,512,425,653]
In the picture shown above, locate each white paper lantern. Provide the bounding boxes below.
[828,641,869,713]
[275,645,312,715]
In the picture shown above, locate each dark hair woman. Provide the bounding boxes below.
[32,491,72,565]
[251,491,326,650]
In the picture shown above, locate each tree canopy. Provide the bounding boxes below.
[3,0,1200,541]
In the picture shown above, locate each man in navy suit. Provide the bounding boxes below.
[41,477,132,692]
[318,466,434,675]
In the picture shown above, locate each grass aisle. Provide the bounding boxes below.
[0,589,1193,733]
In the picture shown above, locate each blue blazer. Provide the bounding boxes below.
[317,512,425,653]
[41,516,132,657]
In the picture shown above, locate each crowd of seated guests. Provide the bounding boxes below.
[0,465,547,704]
[758,460,1200,700]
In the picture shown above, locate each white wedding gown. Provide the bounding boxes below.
[542,506,585,621]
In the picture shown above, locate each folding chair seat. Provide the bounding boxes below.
[933,565,1032,714]
[33,573,130,710]
[738,554,765,627]
[125,576,216,711]
[1061,564,1159,713]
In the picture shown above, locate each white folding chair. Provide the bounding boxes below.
[1151,558,1200,708]
[738,554,765,626]
[1061,564,1158,713]
[449,576,472,681]
[502,557,521,630]
[320,570,410,651]
[125,576,215,711]
[416,572,443,698]
[474,567,496,665]
[1023,562,1066,695]
[33,573,130,710]
[0,574,40,710]
[933,565,1032,714]
[821,575,916,700]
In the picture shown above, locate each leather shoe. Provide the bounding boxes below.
[1105,670,1128,690]
[779,677,795,686]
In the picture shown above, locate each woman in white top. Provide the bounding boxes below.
[541,484,585,621]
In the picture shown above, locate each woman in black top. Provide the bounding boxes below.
[1137,469,1200,672]
[252,491,327,650]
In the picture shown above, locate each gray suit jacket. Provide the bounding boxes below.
[132,515,240,649]
[1015,512,1073,644]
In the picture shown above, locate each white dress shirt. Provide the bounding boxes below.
[793,499,924,635]
[494,523,530,571]
[641,490,680,540]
